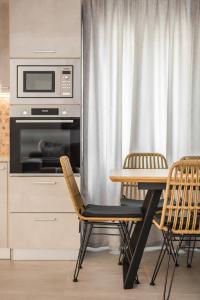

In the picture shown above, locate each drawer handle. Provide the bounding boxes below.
[0,166,6,171]
[34,181,57,185]
[34,217,57,222]
[33,50,57,53]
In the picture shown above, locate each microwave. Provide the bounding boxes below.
[10,58,81,105]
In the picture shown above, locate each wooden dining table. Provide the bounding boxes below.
[110,168,169,289]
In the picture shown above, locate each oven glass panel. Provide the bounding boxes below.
[10,118,80,174]
[23,71,55,92]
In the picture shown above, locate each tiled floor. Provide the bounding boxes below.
[0,249,199,299]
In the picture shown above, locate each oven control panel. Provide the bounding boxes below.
[61,66,73,97]
[10,105,80,118]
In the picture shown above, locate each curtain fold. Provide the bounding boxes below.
[82,0,200,247]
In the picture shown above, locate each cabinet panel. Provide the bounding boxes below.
[9,176,80,212]
[0,162,8,247]
[9,212,80,249]
[0,0,9,89]
[10,0,81,58]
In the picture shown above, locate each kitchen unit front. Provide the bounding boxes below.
[9,106,81,259]
[8,0,82,260]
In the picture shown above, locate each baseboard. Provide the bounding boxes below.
[11,249,78,261]
[0,248,11,259]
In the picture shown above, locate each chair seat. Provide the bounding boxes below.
[82,204,143,218]
[120,197,164,211]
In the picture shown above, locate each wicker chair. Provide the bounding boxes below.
[119,153,168,264]
[121,152,168,204]
[60,156,143,282]
[180,156,200,267]
[150,160,200,300]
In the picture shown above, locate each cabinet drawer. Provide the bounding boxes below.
[9,213,80,249]
[9,176,80,212]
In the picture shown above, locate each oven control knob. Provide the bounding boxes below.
[62,110,67,115]
[22,110,28,116]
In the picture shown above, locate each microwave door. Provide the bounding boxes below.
[17,66,60,98]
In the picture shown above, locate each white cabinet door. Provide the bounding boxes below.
[0,0,9,90]
[9,0,81,58]
[9,212,80,250]
[0,162,8,247]
[9,176,80,212]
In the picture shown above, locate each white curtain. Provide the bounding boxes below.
[82,0,200,247]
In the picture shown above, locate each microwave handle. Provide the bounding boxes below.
[16,120,73,123]
[33,50,57,53]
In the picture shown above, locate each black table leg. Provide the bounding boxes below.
[123,189,162,289]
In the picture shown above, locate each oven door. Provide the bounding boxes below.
[10,117,80,174]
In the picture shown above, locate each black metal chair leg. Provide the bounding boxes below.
[150,238,167,286]
[79,223,93,268]
[118,223,140,284]
[187,236,196,268]
[118,222,129,265]
[163,232,183,300]
[73,222,89,282]
[118,222,134,265]
[119,222,133,264]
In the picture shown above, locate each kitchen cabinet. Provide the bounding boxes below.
[9,175,80,260]
[9,0,81,58]
[0,161,10,259]
[9,213,79,250]
[0,0,9,91]
[9,176,78,212]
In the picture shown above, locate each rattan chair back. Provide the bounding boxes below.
[121,152,168,200]
[181,155,200,160]
[60,156,85,218]
[158,160,200,234]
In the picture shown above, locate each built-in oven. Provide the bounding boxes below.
[10,109,80,174]
[10,58,80,105]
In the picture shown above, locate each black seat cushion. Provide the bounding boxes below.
[82,204,143,218]
[120,197,164,211]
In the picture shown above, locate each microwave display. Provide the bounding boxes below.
[24,71,55,92]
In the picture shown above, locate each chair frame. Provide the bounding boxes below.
[150,160,200,300]
[60,155,142,282]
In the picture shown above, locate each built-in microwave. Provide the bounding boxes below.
[10,58,81,105]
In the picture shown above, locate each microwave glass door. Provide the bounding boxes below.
[17,65,74,99]
[23,71,55,92]
[10,118,80,174]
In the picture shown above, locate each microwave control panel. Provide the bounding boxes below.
[61,66,73,97]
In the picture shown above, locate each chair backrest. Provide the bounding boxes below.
[181,155,200,160]
[160,160,200,234]
[121,152,168,200]
[123,152,168,169]
[60,156,85,218]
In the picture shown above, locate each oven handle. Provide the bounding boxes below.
[15,120,74,123]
